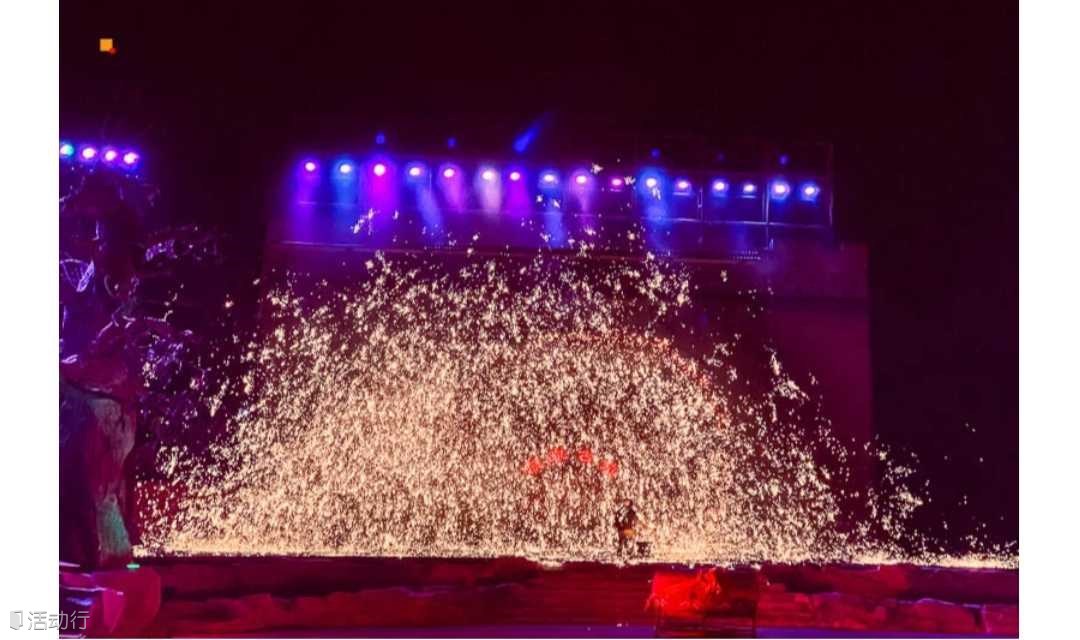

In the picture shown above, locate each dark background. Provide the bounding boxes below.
[60,1,1018,544]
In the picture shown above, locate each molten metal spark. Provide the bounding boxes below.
[136,251,1015,569]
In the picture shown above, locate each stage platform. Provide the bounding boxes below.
[63,556,1018,637]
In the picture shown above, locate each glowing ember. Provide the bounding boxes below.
[136,251,1014,568]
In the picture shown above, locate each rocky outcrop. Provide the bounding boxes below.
[60,565,161,637]
[651,564,1018,636]
[60,379,136,568]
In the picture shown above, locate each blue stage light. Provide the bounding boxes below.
[711,179,729,194]
[771,180,791,199]
[800,182,821,200]
[481,168,498,182]
[571,172,592,187]
[644,177,658,189]
[338,162,354,175]
[121,151,140,168]
[674,179,692,195]
[740,181,757,196]
[303,161,318,173]
[539,171,559,187]
[59,142,75,158]
[375,132,386,145]
[406,163,427,179]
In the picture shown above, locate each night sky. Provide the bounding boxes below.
[60,1,1018,542]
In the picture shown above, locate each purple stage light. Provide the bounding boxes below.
[741,181,757,195]
[481,168,497,182]
[79,146,97,161]
[59,142,75,158]
[103,149,118,163]
[372,163,387,177]
[711,179,729,194]
[610,177,624,188]
[508,170,522,182]
[122,151,140,167]
[675,179,691,192]
[801,182,821,198]
[303,161,318,173]
[575,174,588,186]
[771,180,791,198]
[442,167,456,179]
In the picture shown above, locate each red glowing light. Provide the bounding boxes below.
[524,457,544,476]
[598,459,619,478]
[547,446,569,465]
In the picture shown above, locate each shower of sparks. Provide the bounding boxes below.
[136,247,1016,569]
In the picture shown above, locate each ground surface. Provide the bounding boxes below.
[105,556,1016,637]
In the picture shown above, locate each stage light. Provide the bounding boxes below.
[770,180,791,200]
[59,142,75,158]
[674,179,692,194]
[407,164,424,178]
[800,182,821,199]
[610,177,624,188]
[122,151,140,167]
[303,161,318,173]
[102,149,118,163]
[375,132,386,145]
[711,179,729,194]
[442,167,456,179]
[338,162,354,175]
[508,170,522,182]
[644,177,658,189]
[481,168,497,182]
[372,163,387,177]
[575,174,588,186]
[540,171,558,186]
[79,146,98,161]
[740,181,757,196]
